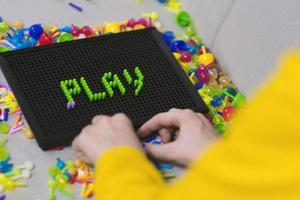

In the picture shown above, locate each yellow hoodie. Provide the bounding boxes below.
[95,51,300,200]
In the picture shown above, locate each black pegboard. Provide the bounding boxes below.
[0,28,208,150]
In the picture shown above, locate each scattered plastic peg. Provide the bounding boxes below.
[57,32,74,43]
[142,12,159,21]
[166,1,182,13]
[184,25,196,37]
[171,40,187,52]
[212,114,227,135]
[29,24,44,39]
[0,174,26,191]
[80,182,88,197]
[179,51,192,63]
[15,161,34,171]
[22,126,34,139]
[199,46,214,66]
[162,172,176,179]
[162,31,175,46]
[136,18,148,27]
[56,158,66,170]
[104,22,120,34]
[218,74,232,87]
[81,26,93,37]
[157,0,167,4]
[70,25,81,36]
[176,11,191,27]
[0,46,10,52]
[5,167,21,177]
[231,92,246,109]
[222,106,235,122]
[3,108,9,121]
[0,22,9,33]
[0,87,8,97]
[39,32,53,46]
[68,2,82,12]
[211,94,226,107]
[84,183,95,198]
[11,169,31,180]
[198,70,210,84]
[135,0,143,4]
[208,67,219,80]
[9,125,22,134]
[57,185,74,199]
[158,163,173,169]
[0,121,10,134]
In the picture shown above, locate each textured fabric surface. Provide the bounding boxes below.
[184,0,235,47]
[210,0,300,95]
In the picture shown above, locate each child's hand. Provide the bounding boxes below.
[138,109,219,166]
[72,113,141,164]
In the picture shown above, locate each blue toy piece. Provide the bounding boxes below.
[0,157,13,173]
[194,82,203,90]
[151,141,162,145]
[171,40,187,52]
[157,0,167,4]
[158,163,173,169]
[56,158,66,170]
[186,45,198,55]
[59,26,72,33]
[211,94,226,107]
[29,24,44,39]
[162,31,175,47]
[144,134,157,143]
[3,108,9,121]
[224,87,237,96]
[68,2,83,12]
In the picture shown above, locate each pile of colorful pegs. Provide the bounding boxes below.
[0,82,33,138]
[48,158,94,200]
[0,138,35,194]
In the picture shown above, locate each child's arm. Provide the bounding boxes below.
[74,51,300,200]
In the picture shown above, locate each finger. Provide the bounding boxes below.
[72,137,88,161]
[196,113,211,126]
[74,151,90,163]
[138,111,182,138]
[113,113,132,126]
[144,143,175,162]
[91,115,108,124]
[71,135,81,153]
[72,124,91,154]
[158,128,172,143]
[169,108,181,112]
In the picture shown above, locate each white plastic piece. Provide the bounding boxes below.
[12,170,31,180]
[154,21,163,29]
[0,88,8,97]
[16,161,35,171]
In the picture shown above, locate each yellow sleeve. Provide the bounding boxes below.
[95,147,166,200]
[95,51,300,200]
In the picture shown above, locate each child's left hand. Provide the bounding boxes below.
[72,113,142,164]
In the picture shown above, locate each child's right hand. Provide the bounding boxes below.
[138,108,219,166]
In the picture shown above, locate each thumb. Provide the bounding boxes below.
[144,143,175,162]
